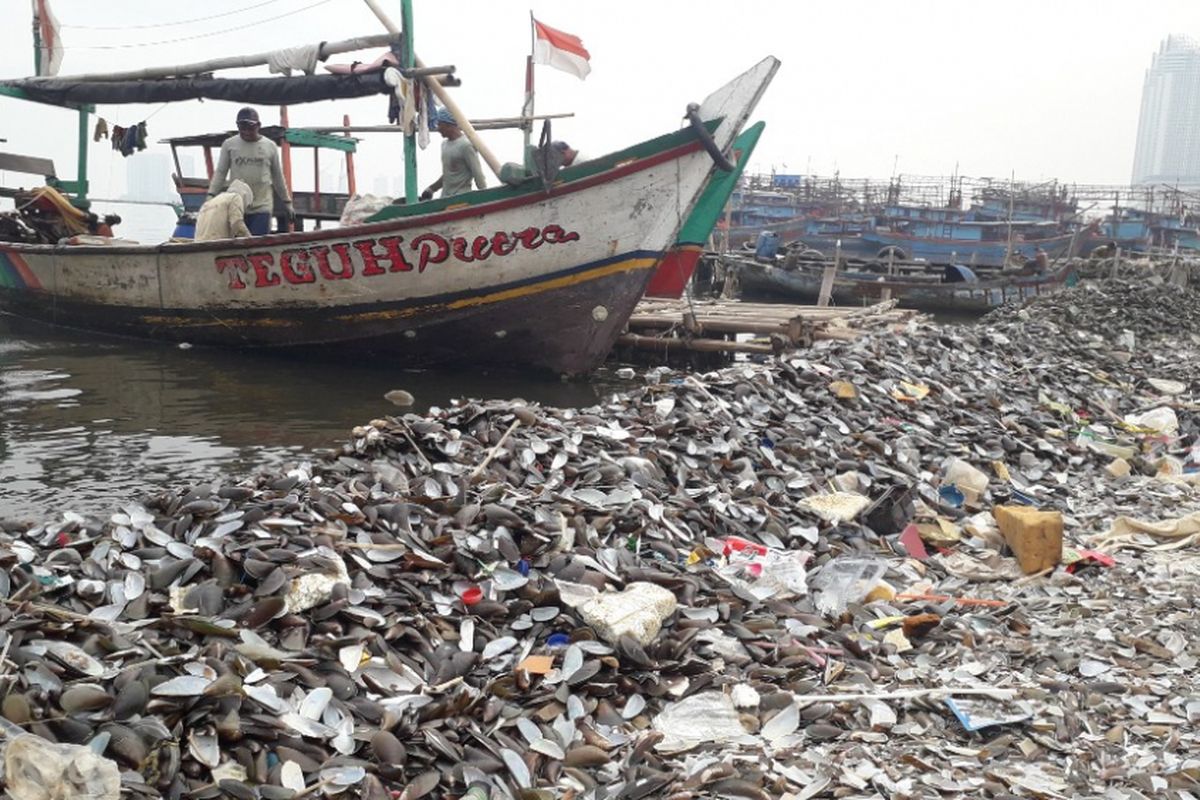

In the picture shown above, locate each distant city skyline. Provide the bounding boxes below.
[124,152,173,202]
[1132,35,1200,186]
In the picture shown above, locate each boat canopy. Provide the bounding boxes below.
[0,73,389,107]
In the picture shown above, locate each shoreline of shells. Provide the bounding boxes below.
[3,278,1200,799]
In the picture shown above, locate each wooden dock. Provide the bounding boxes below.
[619,297,916,357]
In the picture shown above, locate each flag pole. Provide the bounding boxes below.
[400,0,418,203]
[523,12,535,157]
[32,2,42,76]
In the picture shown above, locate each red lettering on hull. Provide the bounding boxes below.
[215,225,582,290]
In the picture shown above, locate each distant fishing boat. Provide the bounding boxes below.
[861,215,1078,266]
[0,6,780,374]
[732,255,1077,313]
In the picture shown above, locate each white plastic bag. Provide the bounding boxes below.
[339,194,394,226]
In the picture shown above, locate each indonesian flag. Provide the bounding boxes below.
[32,0,63,77]
[532,18,591,80]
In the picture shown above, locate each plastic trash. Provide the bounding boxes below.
[1075,426,1136,459]
[717,546,810,601]
[651,691,752,753]
[1123,406,1179,436]
[942,458,989,495]
[4,734,121,800]
[809,557,888,615]
[577,582,677,645]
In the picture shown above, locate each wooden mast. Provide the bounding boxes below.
[363,0,503,179]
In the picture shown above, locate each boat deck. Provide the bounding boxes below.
[620,297,917,357]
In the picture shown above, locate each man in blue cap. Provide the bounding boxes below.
[207,107,295,235]
[420,107,487,201]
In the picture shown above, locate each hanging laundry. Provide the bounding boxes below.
[267,42,324,77]
[136,122,147,151]
[92,118,108,142]
[111,125,126,152]
[416,83,431,150]
[400,77,416,134]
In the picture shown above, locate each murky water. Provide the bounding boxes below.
[0,316,617,522]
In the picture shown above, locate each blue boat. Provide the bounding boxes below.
[861,217,1078,266]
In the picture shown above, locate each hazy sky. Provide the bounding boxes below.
[2,0,1199,210]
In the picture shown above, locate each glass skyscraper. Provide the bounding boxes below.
[1132,35,1200,186]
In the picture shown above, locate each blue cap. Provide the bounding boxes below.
[432,107,457,127]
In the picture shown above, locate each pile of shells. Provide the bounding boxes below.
[985,276,1200,342]
[3,279,1200,799]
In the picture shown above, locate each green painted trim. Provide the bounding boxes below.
[75,106,89,204]
[677,121,764,243]
[401,0,418,204]
[0,85,30,101]
[283,129,358,152]
[368,118,722,223]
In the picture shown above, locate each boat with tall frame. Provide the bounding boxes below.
[0,5,779,374]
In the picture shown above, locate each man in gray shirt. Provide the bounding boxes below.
[207,107,295,235]
[420,108,487,200]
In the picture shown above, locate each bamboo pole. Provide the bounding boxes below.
[289,114,573,134]
[617,333,776,355]
[362,0,503,178]
[27,34,400,82]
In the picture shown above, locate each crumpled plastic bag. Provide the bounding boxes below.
[1123,406,1179,436]
[577,582,677,645]
[1091,511,1200,552]
[651,691,753,753]
[4,734,120,800]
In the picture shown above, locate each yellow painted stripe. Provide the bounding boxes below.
[345,256,658,323]
[139,256,657,329]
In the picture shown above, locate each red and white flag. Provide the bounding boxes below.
[532,18,590,80]
[32,0,64,77]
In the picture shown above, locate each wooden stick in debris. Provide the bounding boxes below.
[792,686,1018,705]
[470,420,521,480]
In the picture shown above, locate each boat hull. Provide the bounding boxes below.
[860,230,1076,266]
[735,260,1077,314]
[0,57,782,374]
[645,122,765,299]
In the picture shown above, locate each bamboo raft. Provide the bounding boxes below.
[619,297,917,356]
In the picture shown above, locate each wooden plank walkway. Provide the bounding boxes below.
[619,297,917,356]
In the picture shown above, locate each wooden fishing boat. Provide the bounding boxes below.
[861,217,1078,266]
[0,28,779,373]
[732,255,1077,314]
[644,121,764,299]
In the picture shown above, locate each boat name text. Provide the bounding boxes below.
[214,225,581,290]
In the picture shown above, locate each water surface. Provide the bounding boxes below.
[0,316,616,522]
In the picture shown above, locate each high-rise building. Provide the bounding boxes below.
[125,153,173,202]
[1131,35,1200,186]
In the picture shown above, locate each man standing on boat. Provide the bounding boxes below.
[420,108,487,200]
[207,107,294,235]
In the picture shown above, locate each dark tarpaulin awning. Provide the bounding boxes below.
[0,73,389,107]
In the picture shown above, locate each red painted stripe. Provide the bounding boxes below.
[533,20,590,60]
[645,246,702,299]
[5,252,43,290]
